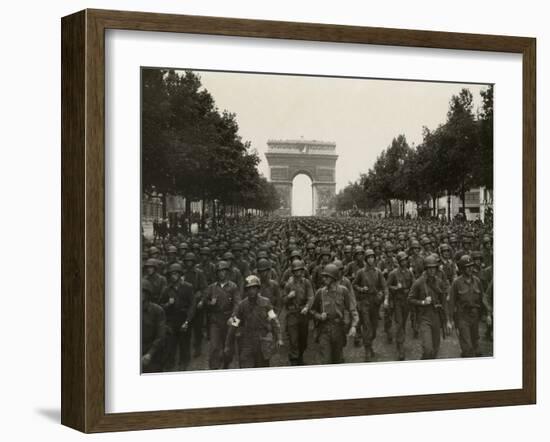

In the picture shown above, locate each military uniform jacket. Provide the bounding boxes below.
[448,275,483,317]
[352,265,388,304]
[196,261,216,285]
[145,272,167,304]
[410,254,425,279]
[203,280,240,323]
[378,255,398,278]
[407,274,447,316]
[142,301,166,357]
[310,284,358,328]
[283,276,314,313]
[311,264,329,291]
[259,278,281,312]
[234,295,280,340]
[387,267,414,302]
[159,281,195,330]
[183,267,208,296]
[344,260,365,280]
[439,258,457,286]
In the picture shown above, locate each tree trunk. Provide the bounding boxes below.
[212,200,217,230]
[432,196,437,217]
[185,198,191,234]
[447,190,451,221]
[461,186,466,217]
[161,193,167,219]
[200,198,206,232]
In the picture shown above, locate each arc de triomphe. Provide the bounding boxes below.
[265,139,338,216]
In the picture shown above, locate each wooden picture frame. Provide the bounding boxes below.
[61,8,536,433]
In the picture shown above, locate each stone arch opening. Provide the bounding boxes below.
[265,139,338,216]
[291,173,313,216]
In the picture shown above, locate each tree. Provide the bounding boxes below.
[141,68,276,230]
[477,85,494,190]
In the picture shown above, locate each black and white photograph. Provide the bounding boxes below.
[140,67,494,374]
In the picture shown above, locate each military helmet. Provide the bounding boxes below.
[178,242,189,250]
[333,259,344,270]
[292,260,306,271]
[257,250,269,259]
[183,252,196,262]
[344,245,353,253]
[223,251,234,261]
[321,263,339,280]
[143,258,158,269]
[458,254,474,268]
[439,243,451,252]
[424,255,439,268]
[148,246,160,256]
[141,278,153,294]
[256,258,272,272]
[167,262,183,274]
[245,275,261,288]
[200,247,211,255]
[471,251,483,260]
[290,249,302,259]
[166,245,178,254]
[354,246,365,256]
[410,240,421,249]
[396,251,408,263]
[232,242,243,251]
[365,248,376,258]
[421,237,432,246]
[216,260,230,271]
[320,247,331,257]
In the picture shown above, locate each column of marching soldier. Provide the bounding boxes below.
[141,218,494,372]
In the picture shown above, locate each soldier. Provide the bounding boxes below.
[159,263,195,371]
[378,243,398,343]
[280,249,310,285]
[342,244,353,267]
[438,244,457,291]
[352,248,388,361]
[344,246,366,280]
[409,240,424,278]
[283,259,314,365]
[141,279,166,373]
[387,251,414,360]
[407,255,448,360]
[200,260,240,369]
[257,258,282,313]
[197,246,216,285]
[408,239,424,338]
[182,252,208,358]
[483,279,494,341]
[309,264,359,364]
[232,242,251,278]
[448,255,484,357]
[226,275,283,368]
[222,251,244,293]
[311,248,332,291]
[481,234,493,269]
[142,258,167,303]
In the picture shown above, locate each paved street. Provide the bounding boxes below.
[184,313,493,371]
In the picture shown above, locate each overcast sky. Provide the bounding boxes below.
[175,69,488,214]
